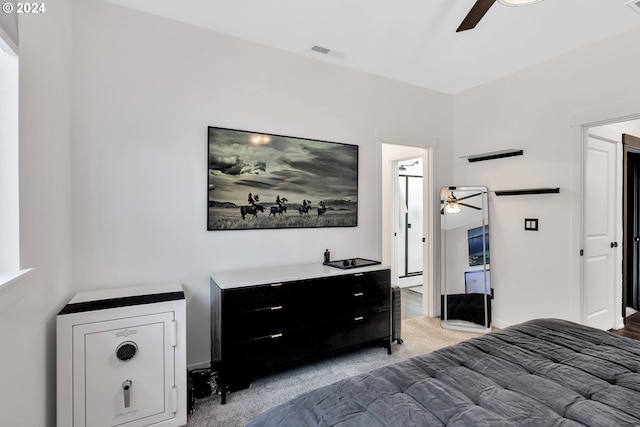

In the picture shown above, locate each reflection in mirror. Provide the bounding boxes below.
[440,186,491,333]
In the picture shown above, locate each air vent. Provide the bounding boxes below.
[310,45,347,59]
[311,45,330,54]
[627,0,640,15]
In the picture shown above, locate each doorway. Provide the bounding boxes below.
[584,120,640,330]
[396,158,423,280]
[623,134,640,326]
[396,157,423,320]
[381,143,434,320]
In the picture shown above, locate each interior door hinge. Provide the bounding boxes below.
[580,249,584,256]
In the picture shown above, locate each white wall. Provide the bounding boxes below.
[453,27,640,328]
[70,0,453,368]
[0,1,74,426]
[590,119,640,142]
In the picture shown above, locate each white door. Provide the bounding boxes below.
[584,134,619,330]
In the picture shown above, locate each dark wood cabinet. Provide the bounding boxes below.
[210,264,391,403]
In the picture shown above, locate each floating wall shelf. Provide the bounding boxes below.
[494,187,560,196]
[463,149,523,163]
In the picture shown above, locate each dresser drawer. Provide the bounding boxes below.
[223,329,309,374]
[332,271,390,312]
[223,282,288,312]
[321,308,391,353]
[341,285,389,308]
[222,305,301,344]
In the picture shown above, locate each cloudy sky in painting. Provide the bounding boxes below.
[208,127,358,207]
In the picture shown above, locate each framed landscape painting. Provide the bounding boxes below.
[208,126,358,231]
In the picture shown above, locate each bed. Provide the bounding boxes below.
[247,318,640,426]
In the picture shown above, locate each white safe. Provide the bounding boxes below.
[57,282,187,427]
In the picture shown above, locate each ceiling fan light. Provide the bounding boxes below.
[444,202,462,214]
[498,0,543,6]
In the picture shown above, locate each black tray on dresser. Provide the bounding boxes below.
[323,258,381,270]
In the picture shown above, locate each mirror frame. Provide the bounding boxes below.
[440,186,492,333]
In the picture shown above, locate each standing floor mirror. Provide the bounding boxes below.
[440,186,492,333]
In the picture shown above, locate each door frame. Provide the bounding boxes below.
[622,134,640,313]
[574,109,640,330]
[380,143,436,317]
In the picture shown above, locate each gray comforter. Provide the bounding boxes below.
[248,318,640,426]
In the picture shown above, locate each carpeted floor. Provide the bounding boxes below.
[187,316,482,427]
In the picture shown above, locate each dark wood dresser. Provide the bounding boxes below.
[210,263,391,403]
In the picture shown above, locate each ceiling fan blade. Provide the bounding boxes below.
[456,0,497,32]
[456,192,483,202]
[460,203,482,210]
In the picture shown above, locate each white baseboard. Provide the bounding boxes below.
[490,318,512,330]
[395,275,422,288]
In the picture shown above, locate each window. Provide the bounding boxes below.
[0,14,24,290]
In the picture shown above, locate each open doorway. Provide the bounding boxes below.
[381,143,432,321]
[626,146,640,310]
[396,158,423,280]
[623,134,640,327]
[396,157,423,319]
[586,119,640,329]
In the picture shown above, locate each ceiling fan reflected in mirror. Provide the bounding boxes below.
[441,191,483,215]
[457,0,543,32]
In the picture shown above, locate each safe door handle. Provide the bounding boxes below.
[122,380,132,408]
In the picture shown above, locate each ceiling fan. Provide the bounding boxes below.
[457,0,543,32]
[441,191,483,214]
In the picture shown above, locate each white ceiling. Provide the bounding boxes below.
[105,0,640,94]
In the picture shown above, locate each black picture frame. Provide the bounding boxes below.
[208,126,358,231]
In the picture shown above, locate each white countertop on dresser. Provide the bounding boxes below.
[211,262,390,289]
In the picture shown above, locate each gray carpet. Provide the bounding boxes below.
[186,316,481,427]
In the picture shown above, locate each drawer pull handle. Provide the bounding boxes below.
[354,316,364,321]
[270,333,283,339]
[270,305,283,311]
[270,283,283,287]
[354,273,364,277]
[354,292,364,297]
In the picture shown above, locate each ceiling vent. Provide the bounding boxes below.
[311,45,347,59]
[627,0,640,15]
